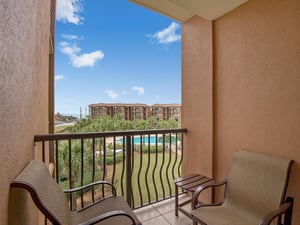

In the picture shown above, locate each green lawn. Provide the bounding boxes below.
[55,125,72,133]
[59,151,182,208]
[113,151,182,207]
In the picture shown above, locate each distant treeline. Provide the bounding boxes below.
[55,112,78,123]
[66,114,181,133]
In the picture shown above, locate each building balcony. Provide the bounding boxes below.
[2,0,300,224]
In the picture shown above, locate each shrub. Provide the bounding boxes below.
[106,154,123,165]
[134,145,164,153]
[107,143,123,150]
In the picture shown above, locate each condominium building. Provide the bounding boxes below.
[89,103,181,121]
[151,104,181,121]
[89,103,151,121]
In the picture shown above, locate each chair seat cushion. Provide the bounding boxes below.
[73,196,141,225]
[192,205,262,225]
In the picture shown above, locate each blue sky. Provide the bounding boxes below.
[55,0,182,116]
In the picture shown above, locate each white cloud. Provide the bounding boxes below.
[62,34,82,40]
[58,41,104,68]
[132,86,145,95]
[55,75,64,80]
[72,51,104,68]
[56,0,83,25]
[59,41,81,56]
[105,90,119,100]
[148,22,181,44]
[122,91,127,95]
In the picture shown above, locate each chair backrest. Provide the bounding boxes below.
[224,150,293,219]
[11,160,71,225]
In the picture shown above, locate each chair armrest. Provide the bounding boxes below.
[259,197,294,225]
[191,178,227,209]
[63,181,117,196]
[78,210,137,225]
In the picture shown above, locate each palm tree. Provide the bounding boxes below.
[133,119,148,130]
[147,116,157,129]
[156,119,169,129]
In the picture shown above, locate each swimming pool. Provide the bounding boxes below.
[117,135,181,145]
[117,136,162,144]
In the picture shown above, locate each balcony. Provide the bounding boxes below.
[2,0,300,224]
[34,128,193,224]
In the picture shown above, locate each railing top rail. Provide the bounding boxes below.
[34,128,187,142]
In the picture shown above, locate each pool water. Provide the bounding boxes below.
[117,136,162,144]
[134,136,160,144]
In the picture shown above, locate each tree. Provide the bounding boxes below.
[133,119,148,130]
[156,119,169,129]
[120,120,133,130]
[167,118,180,128]
[147,116,157,129]
[58,140,93,210]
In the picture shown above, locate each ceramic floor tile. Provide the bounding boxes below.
[142,215,171,225]
[133,196,195,225]
[152,198,175,214]
[133,205,160,222]
[178,193,191,202]
[163,210,193,225]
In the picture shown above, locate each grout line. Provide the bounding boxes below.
[161,214,173,225]
[137,205,161,223]
[135,197,194,225]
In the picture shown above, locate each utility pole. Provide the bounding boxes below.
[80,107,82,120]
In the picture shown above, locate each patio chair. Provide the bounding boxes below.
[191,150,294,225]
[10,160,141,225]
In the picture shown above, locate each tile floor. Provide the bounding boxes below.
[134,195,194,225]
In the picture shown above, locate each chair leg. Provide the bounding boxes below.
[284,197,294,225]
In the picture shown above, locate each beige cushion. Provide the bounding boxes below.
[72,196,140,225]
[12,160,141,225]
[192,150,292,225]
[192,204,262,225]
[13,160,71,224]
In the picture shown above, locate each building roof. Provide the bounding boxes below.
[128,0,248,21]
[89,103,150,107]
[151,104,181,107]
[89,103,181,108]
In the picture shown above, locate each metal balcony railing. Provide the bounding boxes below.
[34,128,187,210]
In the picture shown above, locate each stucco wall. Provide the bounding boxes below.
[182,0,300,223]
[214,0,300,223]
[182,16,213,179]
[0,0,50,224]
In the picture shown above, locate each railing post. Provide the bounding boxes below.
[126,135,132,207]
[49,141,54,164]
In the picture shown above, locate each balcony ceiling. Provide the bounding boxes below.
[129,0,248,21]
